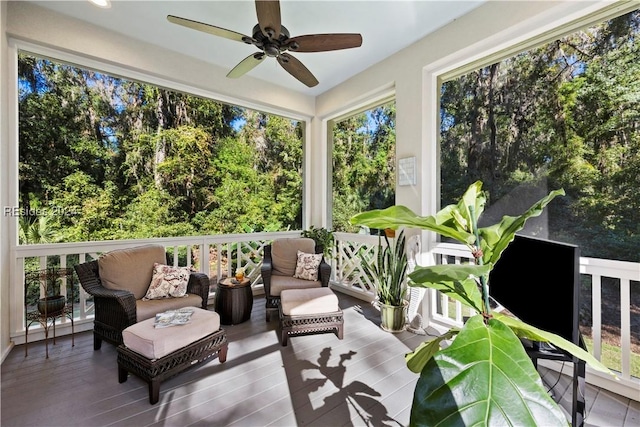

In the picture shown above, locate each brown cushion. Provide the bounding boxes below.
[270,275,321,296]
[98,244,166,299]
[271,238,315,277]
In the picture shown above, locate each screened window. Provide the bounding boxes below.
[330,101,396,232]
[18,52,303,243]
[440,9,640,263]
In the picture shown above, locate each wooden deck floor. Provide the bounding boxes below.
[2,292,638,426]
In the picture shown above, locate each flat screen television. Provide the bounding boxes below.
[488,234,582,347]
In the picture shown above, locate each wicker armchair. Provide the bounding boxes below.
[75,245,210,350]
[261,237,331,321]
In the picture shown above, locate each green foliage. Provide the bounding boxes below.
[351,181,614,426]
[358,229,407,307]
[440,10,640,263]
[332,102,396,232]
[411,315,567,426]
[18,215,55,244]
[301,226,334,259]
[18,53,303,243]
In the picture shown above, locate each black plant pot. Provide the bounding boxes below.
[37,295,66,316]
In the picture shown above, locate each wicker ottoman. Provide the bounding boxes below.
[279,287,344,346]
[117,307,228,404]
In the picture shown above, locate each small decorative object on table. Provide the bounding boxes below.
[234,267,245,282]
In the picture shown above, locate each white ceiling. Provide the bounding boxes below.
[30,0,485,96]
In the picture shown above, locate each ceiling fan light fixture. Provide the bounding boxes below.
[88,0,111,9]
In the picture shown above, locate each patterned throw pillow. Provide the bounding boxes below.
[293,251,322,281]
[142,263,191,300]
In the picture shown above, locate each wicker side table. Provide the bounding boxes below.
[215,277,253,325]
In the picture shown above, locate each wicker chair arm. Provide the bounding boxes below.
[74,261,138,327]
[105,291,138,326]
[90,286,134,300]
[74,260,104,295]
[261,245,273,296]
[187,272,210,309]
[319,259,331,287]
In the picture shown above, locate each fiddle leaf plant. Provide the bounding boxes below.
[351,181,614,426]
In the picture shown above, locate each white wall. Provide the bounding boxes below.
[1,0,10,362]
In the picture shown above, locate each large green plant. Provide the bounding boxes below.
[350,181,614,426]
[359,229,408,306]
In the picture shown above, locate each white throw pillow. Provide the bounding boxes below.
[143,263,191,300]
[293,251,322,281]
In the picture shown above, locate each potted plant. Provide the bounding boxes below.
[25,267,69,317]
[350,181,614,426]
[358,228,408,332]
[301,225,335,259]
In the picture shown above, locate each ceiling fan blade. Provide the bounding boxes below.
[277,53,319,88]
[288,34,363,52]
[227,53,266,78]
[255,0,281,39]
[167,15,250,43]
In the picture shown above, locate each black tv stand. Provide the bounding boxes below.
[526,343,586,427]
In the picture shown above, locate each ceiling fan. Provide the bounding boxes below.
[167,0,363,88]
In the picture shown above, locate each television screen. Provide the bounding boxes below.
[488,234,581,346]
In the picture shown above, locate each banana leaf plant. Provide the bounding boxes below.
[350,181,615,426]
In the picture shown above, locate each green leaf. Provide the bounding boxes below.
[478,188,566,266]
[406,328,459,374]
[409,263,492,283]
[456,180,486,231]
[350,205,476,246]
[410,315,569,427]
[409,264,490,312]
[358,230,408,306]
[494,313,616,377]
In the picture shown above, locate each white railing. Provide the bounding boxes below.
[11,231,301,343]
[330,232,380,302]
[10,231,639,400]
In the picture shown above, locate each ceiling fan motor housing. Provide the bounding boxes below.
[251,24,292,57]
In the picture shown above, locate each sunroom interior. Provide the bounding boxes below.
[1,0,639,425]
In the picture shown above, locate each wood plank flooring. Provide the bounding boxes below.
[2,292,638,426]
